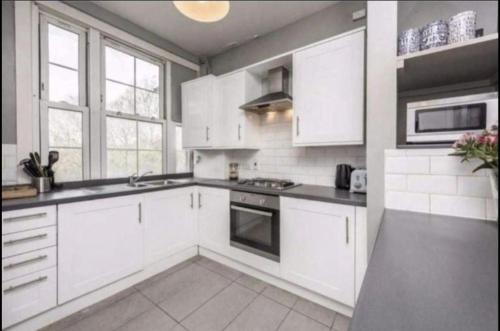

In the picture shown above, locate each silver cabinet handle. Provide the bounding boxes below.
[198,193,202,209]
[345,217,349,244]
[4,234,48,246]
[4,255,48,270]
[296,116,300,136]
[3,213,47,223]
[138,203,142,223]
[206,127,210,141]
[4,276,48,294]
[190,193,194,209]
[230,205,273,217]
[238,124,241,141]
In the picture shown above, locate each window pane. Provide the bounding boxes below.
[136,89,159,118]
[106,81,134,114]
[52,148,82,182]
[105,47,134,85]
[49,108,82,147]
[48,24,79,69]
[107,117,137,149]
[107,150,137,178]
[136,58,159,91]
[49,64,79,105]
[139,151,162,174]
[138,122,162,150]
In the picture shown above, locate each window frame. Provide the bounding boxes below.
[39,13,90,181]
[100,37,167,178]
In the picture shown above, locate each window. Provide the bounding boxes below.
[103,41,165,178]
[40,15,88,182]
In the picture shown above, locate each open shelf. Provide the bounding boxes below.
[397,33,498,92]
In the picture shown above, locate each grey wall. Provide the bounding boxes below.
[398,1,498,34]
[171,63,197,123]
[63,1,199,64]
[208,1,366,75]
[2,1,17,144]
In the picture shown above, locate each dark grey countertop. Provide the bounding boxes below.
[2,177,366,211]
[350,209,498,331]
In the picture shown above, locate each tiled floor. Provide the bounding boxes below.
[42,256,351,331]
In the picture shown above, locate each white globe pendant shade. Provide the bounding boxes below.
[173,1,230,23]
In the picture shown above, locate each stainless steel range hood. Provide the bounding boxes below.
[240,67,292,113]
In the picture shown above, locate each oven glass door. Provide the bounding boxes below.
[230,204,279,261]
[415,103,486,133]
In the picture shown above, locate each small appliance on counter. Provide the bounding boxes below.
[18,151,59,193]
[350,169,367,194]
[229,162,239,181]
[335,164,353,190]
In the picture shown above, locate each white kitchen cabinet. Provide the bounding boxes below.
[182,74,217,148]
[281,197,356,307]
[216,71,261,148]
[293,29,365,146]
[197,187,230,254]
[143,187,197,265]
[58,195,144,303]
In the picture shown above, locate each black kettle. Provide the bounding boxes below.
[335,164,353,190]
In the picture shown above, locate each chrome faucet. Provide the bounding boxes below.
[128,171,153,186]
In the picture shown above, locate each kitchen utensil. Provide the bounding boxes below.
[48,151,59,169]
[420,20,448,50]
[229,163,239,181]
[350,169,367,194]
[335,164,353,190]
[398,28,420,55]
[29,152,44,177]
[32,177,51,193]
[449,11,476,44]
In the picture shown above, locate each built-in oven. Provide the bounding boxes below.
[406,92,498,144]
[230,191,280,262]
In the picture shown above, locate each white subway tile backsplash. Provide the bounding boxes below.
[386,191,430,213]
[385,174,407,191]
[430,195,486,220]
[407,175,457,195]
[2,144,17,186]
[458,176,492,198]
[385,156,429,174]
[486,199,498,221]
[430,156,485,176]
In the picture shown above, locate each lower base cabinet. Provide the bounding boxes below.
[197,187,230,255]
[58,195,144,303]
[281,197,356,307]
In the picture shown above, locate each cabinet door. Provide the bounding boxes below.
[182,75,215,148]
[281,197,356,307]
[197,187,230,254]
[58,196,144,303]
[143,187,197,265]
[293,30,364,146]
[217,73,246,147]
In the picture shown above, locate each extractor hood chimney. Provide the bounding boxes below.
[240,66,293,113]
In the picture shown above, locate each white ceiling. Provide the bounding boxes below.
[91,1,338,57]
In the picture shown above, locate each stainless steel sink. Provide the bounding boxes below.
[127,178,192,188]
[127,183,148,188]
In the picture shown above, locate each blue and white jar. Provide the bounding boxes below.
[449,11,477,44]
[398,28,421,55]
[420,20,448,50]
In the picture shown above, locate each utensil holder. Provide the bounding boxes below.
[32,177,51,193]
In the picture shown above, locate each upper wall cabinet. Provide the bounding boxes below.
[182,75,217,148]
[216,71,262,148]
[292,30,365,146]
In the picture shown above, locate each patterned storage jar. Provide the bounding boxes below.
[398,28,421,55]
[449,11,477,44]
[420,20,448,50]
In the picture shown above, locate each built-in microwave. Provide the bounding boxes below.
[406,92,498,144]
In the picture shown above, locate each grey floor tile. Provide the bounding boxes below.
[62,292,154,331]
[171,324,188,331]
[262,285,298,308]
[196,257,242,281]
[115,306,177,331]
[135,258,197,291]
[235,274,268,293]
[142,263,231,321]
[332,314,351,331]
[225,295,289,331]
[182,283,257,331]
[277,311,330,331]
[293,298,336,327]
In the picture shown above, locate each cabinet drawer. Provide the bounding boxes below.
[2,206,56,235]
[2,247,57,282]
[2,226,56,258]
[2,267,57,328]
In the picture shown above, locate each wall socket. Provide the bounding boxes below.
[352,9,366,21]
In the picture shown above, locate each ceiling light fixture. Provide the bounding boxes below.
[173,1,230,23]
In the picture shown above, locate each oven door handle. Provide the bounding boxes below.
[230,205,273,217]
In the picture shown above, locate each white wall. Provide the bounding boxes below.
[2,144,17,185]
[194,109,366,185]
[385,148,497,221]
